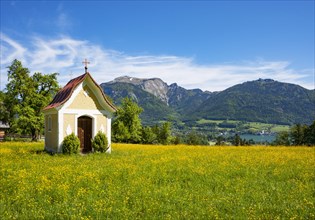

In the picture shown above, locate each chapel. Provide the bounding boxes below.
[43,62,116,153]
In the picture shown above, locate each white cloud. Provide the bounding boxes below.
[55,3,72,31]
[0,33,314,92]
[0,33,26,64]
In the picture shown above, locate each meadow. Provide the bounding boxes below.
[0,142,314,219]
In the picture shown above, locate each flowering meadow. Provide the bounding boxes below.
[0,142,314,219]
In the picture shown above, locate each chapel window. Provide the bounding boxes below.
[48,116,52,132]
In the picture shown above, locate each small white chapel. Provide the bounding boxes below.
[43,60,116,153]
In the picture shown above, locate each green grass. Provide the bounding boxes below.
[246,122,290,133]
[1,142,314,219]
[197,119,239,124]
[269,124,290,133]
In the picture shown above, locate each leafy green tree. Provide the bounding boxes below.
[186,131,209,145]
[186,131,199,145]
[0,91,8,122]
[112,121,130,143]
[172,134,183,145]
[304,121,315,146]
[232,134,241,146]
[112,97,143,143]
[273,121,315,146]
[290,123,308,145]
[141,126,157,144]
[273,131,290,146]
[4,59,32,132]
[3,59,59,140]
[215,136,224,146]
[153,122,172,145]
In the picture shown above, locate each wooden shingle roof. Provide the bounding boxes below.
[43,72,116,111]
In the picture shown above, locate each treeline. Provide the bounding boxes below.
[0,60,59,140]
[112,97,209,145]
[112,97,315,146]
[273,122,315,146]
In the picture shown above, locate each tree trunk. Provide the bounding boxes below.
[32,130,39,141]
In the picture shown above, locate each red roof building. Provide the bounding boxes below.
[43,72,116,153]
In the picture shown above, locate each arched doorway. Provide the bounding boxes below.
[78,116,92,153]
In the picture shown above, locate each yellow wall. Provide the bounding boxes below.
[68,85,103,110]
[63,114,75,137]
[45,113,58,152]
[96,114,108,135]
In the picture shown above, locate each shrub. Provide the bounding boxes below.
[62,133,80,154]
[92,131,108,153]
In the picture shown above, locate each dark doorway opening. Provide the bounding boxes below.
[78,116,92,153]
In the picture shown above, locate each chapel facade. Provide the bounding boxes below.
[43,71,116,153]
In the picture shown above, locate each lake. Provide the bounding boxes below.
[240,134,276,143]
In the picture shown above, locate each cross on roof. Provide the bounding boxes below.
[82,59,90,73]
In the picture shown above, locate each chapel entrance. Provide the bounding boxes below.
[78,116,92,153]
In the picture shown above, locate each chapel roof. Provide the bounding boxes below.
[43,72,116,111]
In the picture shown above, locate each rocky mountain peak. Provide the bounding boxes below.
[141,78,169,104]
[110,76,145,85]
[110,76,169,104]
[106,76,212,106]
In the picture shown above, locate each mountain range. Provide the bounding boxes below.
[100,76,315,127]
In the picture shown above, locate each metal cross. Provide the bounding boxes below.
[82,59,90,73]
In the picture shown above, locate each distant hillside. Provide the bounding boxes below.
[193,79,315,125]
[100,81,178,125]
[167,83,213,115]
[101,77,315,126]
[101,76,212,125]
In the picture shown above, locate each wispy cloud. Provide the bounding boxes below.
[55,3,72,31]
[0,33,313,92]
[0,33,26,64]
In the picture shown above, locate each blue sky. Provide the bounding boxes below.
[1,0,314,91]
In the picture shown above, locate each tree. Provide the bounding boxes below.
[28,72,59,140]
[273,131,290,146]
[172,135,182,145]
[112,97,143,143]
[186,131,209,145]
[0,91,8,122]
[304,121,315,146]
[215,136,224,146]
[232,134,241,146]
[272,121,315,146]
[290,123,308,145]
[153,122,172,145]
[4,59,59,140]
[141,126,157,144]
[3,59,31,132]
[112,120,130,143]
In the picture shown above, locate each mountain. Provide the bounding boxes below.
[101,77,315,126]
[167,83,214,115]
[100,80,178,125]
[193,79,315,125]
[101,76,213,125]
[109,76,170,103]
